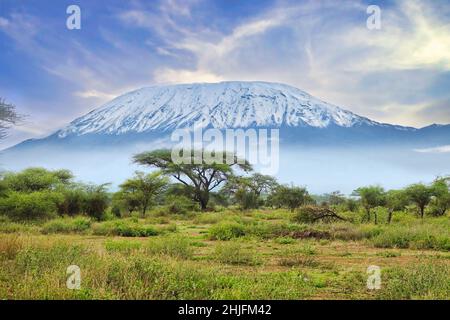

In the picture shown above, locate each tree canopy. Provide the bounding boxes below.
[133,149,252,210]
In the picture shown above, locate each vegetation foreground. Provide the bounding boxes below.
[0,151,449,300]
[0,211,449,300]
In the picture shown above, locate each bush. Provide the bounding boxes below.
[84,184,110,220]
[165,195,199,215]
[293,206,346,224]
[0,191,63,220]
[208,222,246,240]
[41,217,92,234]
[2,167,73,192]
[92,220,159,237]
[56,187,86,216]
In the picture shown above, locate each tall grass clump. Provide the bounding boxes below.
[213,241,261,266]
[145,235,193,259]
[370,224,450,250]
[378,262,450,300]
[41,217,91,234]
[208,221,246,240]
[92,220,159,237]
[0,235,24,259]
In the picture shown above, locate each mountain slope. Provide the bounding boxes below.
[56,81,396,138]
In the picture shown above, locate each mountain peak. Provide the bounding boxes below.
[57,81,377,138]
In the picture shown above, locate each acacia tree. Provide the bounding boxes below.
[117,171,168,216]
[0,98,22,139]
[430,177,450,216]
[133,149,252,210]
[385,189,409,224]
[405,183,434,218]
[223,173,278,209]
[353,186,386,224]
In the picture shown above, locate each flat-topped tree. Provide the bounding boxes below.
[405,183,434,219]
[133,149,252,210]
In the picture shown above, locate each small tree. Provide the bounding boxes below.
[269,185,312,211]
[405,183,434,219]
[429,178,450,216]
[117,171,168,217]
[353,186,386,224]
[222,174,277,210]
[133,149,251,210]
[325,191,347,206]
[385,189,409,224]
[0,98,22,139]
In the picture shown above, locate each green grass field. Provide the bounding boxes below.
[1,209,449,300]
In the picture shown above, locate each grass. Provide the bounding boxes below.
[213,241,261,266]
[92,220,160,237]
[0,209,449,300]
[378,262,450,300]
[42,217,92,234]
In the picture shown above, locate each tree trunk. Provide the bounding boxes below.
[365,208,371,223]
[141,200,148,217]
[387,209,393,224]
[197,191,209,211]
[374,211,378,225]
[420,205,425,219]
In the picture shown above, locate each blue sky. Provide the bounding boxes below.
[1,0,450,149]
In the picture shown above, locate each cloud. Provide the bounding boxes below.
[414,145,450,153]
[154,67,223,84]
[341,0,450,72]
[74,89,117,100]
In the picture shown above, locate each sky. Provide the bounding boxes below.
[0,0,450,149]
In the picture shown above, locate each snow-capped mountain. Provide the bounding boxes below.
[57,81,388,138]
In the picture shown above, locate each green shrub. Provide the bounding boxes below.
[274,237,296,244]
[84,185,110,220]
[2,168,73,192]
[208,222,246,240]
[41,217,91,234]
[56,187,86,216]
[0,191,63,220]
[92,220,158,237]
[165,195,199,215]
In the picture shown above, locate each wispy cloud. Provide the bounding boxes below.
[415,145,450,153]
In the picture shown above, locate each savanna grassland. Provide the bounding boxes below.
[1,209,449,300]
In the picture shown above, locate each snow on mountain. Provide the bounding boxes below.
[57,81,382,138]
